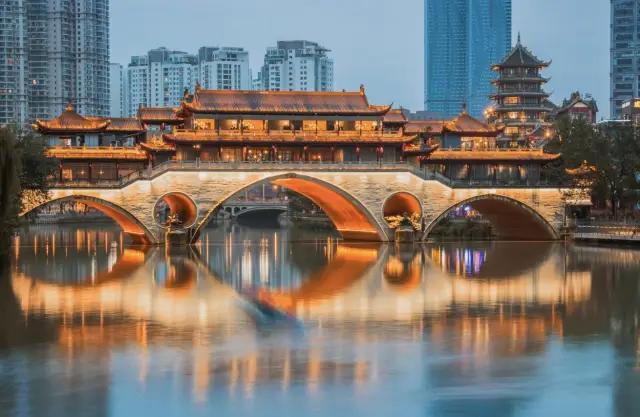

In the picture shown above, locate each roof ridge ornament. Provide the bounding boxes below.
[65,99,74,112]
[517,31,521,46]
[360,84,365,95]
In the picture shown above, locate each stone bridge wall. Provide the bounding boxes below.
[23,170,568,243]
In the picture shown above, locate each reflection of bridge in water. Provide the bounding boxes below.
[5,239,614,408]
[11,241,592,326]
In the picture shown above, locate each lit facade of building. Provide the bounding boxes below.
[424,0,511,118]
[258,40,333,92]
[0,0,110,124]
[488,36,551,145]
[33,86,558,185]
[198,47,251,91]
[610,0,640,119]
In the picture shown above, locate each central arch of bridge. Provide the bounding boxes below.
[422,194,559,241]
[191,173,388,243]
[21,195,155,244]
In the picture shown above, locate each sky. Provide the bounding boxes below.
[110,0,610,118]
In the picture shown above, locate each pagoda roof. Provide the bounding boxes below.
[46,146,149,160]
[87,117,145,133]
[404,120,448,134]
[557,95,599,114]
[491,35,551,69]
[181,87,392,116]
[382,109,407,123]
[443,108,503,135]
[423,149,560,163]
[139,136,176,152]
[137,107,183,124]
[33,104,110,134]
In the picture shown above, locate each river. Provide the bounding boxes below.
[1,223,640,417]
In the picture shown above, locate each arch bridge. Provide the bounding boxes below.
[21,162,572,244]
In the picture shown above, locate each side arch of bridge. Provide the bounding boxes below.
[421,194,560,241]
[20,195,156,244]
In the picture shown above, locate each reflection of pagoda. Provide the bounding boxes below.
[489,34,552,147]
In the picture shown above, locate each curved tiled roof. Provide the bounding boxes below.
[183,89,392,115]
[137,107,183,123]
[33,105,110,134]
[492,38,550,69]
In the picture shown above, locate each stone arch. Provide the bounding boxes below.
[191,173,388,243]
[422,194,559,241]
[21,195,156,244]
[382,191,423,227]
[154,192,198,228]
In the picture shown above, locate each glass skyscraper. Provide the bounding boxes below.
[610,0,640,119]
[424,0,512,118]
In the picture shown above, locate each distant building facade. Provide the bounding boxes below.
[125,47,253,117]
[126,48,198,117]
[620,97,640,124]
[110,63,126,117]
[0,0,110,124]
[198,47,251,91]
[610,0,640,118]
[258,40,334,92]
[424,0,511,118]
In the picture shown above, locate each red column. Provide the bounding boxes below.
[116,163,120,179]
[88,162,93,182]
[303,146,308,162]
[331,146,335,163]
[356,146,360,162]
[59,162,63,182]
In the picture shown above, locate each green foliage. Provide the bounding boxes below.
[0,125,57,255]
[545,118,640,216]
[0,127,21,255]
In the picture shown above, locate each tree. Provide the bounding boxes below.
[0,127,21,256]
[0,126,57,257]
[15,128,58,218]
[545,118,640,218]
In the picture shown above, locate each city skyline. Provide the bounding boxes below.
[111,0,609,118]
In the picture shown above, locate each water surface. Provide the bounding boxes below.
[2,224,640,417]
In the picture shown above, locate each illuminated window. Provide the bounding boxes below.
[508,112,519,119]
[505,127,519,135]
[504,97,520,105]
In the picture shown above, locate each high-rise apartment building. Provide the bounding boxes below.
[424,0,511,118]
[258,40,333,92]
[610,0,640,119]
[109,63,125,117]
[126,48,197,116]
[0,0,109,125]
[198,47,251,90]
[125,46,253,116]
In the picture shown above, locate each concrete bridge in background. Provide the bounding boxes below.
[220,200,289,219]
[20,161,572,244]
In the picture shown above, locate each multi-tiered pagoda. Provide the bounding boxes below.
[489,35,552,146]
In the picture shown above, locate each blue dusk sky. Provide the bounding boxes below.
[111,0,610,118]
